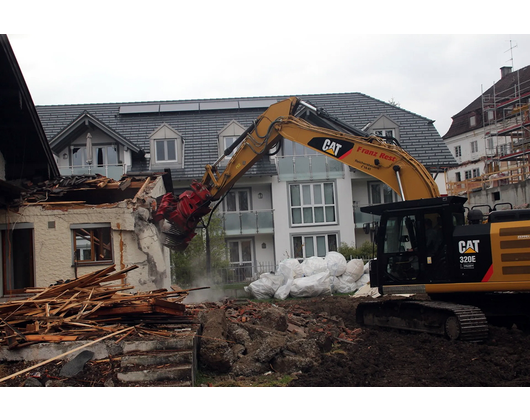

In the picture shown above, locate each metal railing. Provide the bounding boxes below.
[59,164,126,180]
[220,261,276,284]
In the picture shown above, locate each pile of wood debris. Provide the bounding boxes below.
[0,265,205,349]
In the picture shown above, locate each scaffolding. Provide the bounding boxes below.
[446,66,530,197]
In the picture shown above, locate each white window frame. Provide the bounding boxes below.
[289,182,337,226]
[374,129,395,139]
[471,140,478,154]
[472,168,480,178]
[464,170,472,180]
[154,139,178,163]
[454,145,462,158]
[292,233,338,259]
[470,115,477,127]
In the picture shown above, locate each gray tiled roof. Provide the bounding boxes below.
[36,92,456,181]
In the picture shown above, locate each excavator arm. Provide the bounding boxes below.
[154,97,439,250]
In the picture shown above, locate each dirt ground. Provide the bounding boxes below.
[199,295,530,387]
[2,295,530,387]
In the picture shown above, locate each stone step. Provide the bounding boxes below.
[121,349,193,368]
[117,365,193,383]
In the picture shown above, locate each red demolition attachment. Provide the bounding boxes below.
[154,181,212,250]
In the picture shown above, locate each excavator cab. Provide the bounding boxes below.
[362,196,467,293]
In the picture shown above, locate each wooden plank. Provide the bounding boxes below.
[23,335,79,342]
[132,177,151,203]
[118,178,132,191]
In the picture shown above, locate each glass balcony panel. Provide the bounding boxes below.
[223,213,240,234]
[223,210,274,235]
[294,157,311,180]
[310,155,327,179]
[240,212,257,234]
[277,156,343,181]
[257,211,274,232]
[354,207,381,228]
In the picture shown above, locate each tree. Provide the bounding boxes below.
[170,210,229,287]
[388,97,400,107]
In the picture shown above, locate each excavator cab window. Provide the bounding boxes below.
[383,214,420,282]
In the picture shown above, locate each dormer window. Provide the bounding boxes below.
[149,124,183,168]
[365,115,400,143]
[223,136,239,159]
[470,115,477,127]
[374,129,395,139]
[219,120,246,160]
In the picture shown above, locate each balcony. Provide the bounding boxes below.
[59,164,126,180]
[222,210,274,235]
[277,155,343,181]
[354,206,380,228]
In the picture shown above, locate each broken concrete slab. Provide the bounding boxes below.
[59,350,94,378]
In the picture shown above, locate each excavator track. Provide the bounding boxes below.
[356,299,489,342]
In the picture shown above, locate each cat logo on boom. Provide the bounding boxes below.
[307,137,354,160]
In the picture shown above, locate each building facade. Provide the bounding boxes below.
[444,65,530,203]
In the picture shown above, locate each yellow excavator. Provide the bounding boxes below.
[154,97,530,341]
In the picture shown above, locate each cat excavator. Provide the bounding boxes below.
[153,97,530,341]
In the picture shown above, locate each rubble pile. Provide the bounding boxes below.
[245,252,370,300]
[195,299,362,378]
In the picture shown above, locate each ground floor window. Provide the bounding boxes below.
[227,239,253,281]
[292,233,338,259]
[72,224,113,265]
[1,225,35,295]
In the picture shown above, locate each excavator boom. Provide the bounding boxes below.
[154,97,439,249]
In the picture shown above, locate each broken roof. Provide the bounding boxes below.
[14,172,170,208]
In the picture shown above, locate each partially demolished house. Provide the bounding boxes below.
[0,35,171,298]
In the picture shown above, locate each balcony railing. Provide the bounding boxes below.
[59,164,126,180]
[354,205,381,228]
[277,155,343,181]
[222,210,274,235]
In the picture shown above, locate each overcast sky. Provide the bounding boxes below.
[4,3,530,138]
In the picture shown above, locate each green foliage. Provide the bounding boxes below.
[338,240,376,261]
[170,210,229,287]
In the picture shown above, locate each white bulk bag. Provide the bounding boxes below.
[331,274,358,294]
[290,271,332,298]
[277,258,303,280]
[325,251,347,276]
[345,259,364,282]
[301,256,328,277]
[244,273,284,299]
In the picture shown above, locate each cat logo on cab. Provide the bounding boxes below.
[458,240,479,268]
